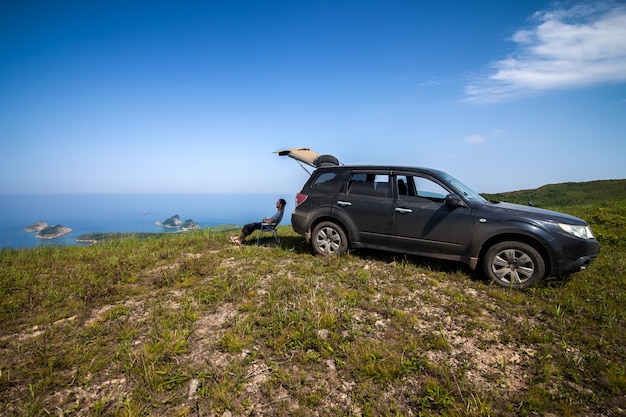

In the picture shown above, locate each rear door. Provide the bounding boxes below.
[391,172,474,256]
[335,171,394,248]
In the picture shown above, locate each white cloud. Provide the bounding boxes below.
[465,2,626,103]
[463,134,487,144]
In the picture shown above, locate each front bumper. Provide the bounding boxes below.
[551,239,600,276]
[552,254,598,276]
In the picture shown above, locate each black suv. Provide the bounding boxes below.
[279,148,600,288]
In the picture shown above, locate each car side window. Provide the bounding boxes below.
[397,175,448,202]
[397,175,416,198]
[348,173,390,197]
[413,177,448,201]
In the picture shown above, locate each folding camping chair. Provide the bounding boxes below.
[256,211,283,245]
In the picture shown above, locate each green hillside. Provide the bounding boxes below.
[482,178,626,207]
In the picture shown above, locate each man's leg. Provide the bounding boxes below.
[243,222,262,238]
[232,222,262,243]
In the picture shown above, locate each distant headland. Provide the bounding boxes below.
[24,222,73,239]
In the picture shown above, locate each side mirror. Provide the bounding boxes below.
[445,194,466,207]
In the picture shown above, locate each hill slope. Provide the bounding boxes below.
[482,178,626,207]
[1,180,624,416]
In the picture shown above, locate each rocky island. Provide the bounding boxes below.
[24,222,48,233]
[155,215,199,230]
[24,222,73,239]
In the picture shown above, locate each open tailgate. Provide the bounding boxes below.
[276,148,340,168]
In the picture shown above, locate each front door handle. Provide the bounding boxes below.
[337,201,352,207]
[395,207,412,213]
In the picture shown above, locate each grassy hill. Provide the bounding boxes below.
[483,178,626,207]
[1,180,624,416]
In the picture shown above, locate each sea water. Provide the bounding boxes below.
[0,194,288,249]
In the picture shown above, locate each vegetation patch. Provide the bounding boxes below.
[1,180,625,416]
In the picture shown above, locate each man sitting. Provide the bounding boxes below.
[230,198,286,244]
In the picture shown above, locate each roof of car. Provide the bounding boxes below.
[313,164,447,176]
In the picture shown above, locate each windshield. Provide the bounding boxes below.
[440,173,487,203]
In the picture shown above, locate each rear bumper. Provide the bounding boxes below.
[291,211,310,241]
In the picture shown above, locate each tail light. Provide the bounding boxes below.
[295,193,308,207]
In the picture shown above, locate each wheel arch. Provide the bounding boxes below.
[309,215,352,247]
[477,233,552,274]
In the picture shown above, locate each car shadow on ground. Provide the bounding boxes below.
[354,248,488,285]
[258,235,487,283]
[259,235,571,289]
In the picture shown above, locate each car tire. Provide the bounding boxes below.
[311,221,348,256]
[483,241,546,289]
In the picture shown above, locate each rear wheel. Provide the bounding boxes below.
[311,221,348,255]
[483,241,546,288]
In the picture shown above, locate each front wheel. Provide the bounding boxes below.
[482,241,546,289]
[311,221,348,256]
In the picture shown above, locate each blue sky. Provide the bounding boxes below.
[1,0,625,195]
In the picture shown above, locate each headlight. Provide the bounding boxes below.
[559,223,594,239]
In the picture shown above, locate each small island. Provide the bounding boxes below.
[24,221,48,233]
[24,222,73,239]
[181,219,200,230]
[155,214,199,230]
